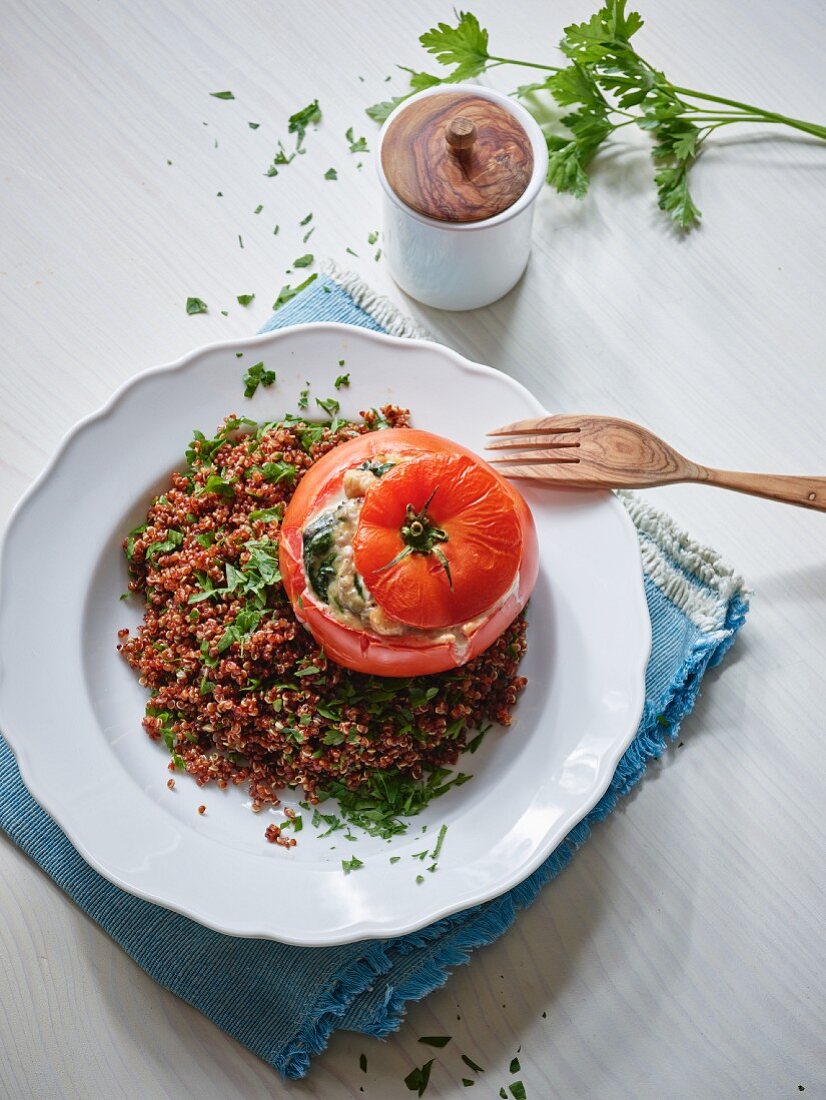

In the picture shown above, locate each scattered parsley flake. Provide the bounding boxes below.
[463,1080,474,1088]
[299,212,313,226]
[324,167,338,180]
[297,382,310,409]
[166,159,172,166]
[293,254,314,268]
[237,293,255,306]
[499,1090,507,1099]
[415,874,424,884]
[461,1055,484,1074]
[235,352,244,358]
[367,230,379,245]
[341,855,364,874]
[359,1053,367,1073]
[273,225,279,235]
[253,204,263,214]
[345,126,370,153]
[466,724,491,754]
[430,823,447,861]
[209,90,234,100]
[345,246,358,256]
[220,310,228,316]
[272,273,317,310]
[509,1084,527,1100]
[375,248,382,261]
[248,121,260,129]
[303,227,315,244]
[389,855,401,864]
[404,1059,433,1097]
[185,297,208,315]
[316,396,340,418]
[418,1036,451,1048]
[509,1058,521,1075]
[334,372,350,389]
[238,235,244,249]
[288,100,321,149]
[412,850,428,861]
[243,361,276,398]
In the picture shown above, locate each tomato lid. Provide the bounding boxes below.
[353,452,523,629]
[381,92,535,223]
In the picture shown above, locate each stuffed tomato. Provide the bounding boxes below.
[279,428,539,676]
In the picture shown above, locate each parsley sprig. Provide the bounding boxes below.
[367,3,826,230]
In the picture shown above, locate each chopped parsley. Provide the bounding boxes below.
[345,126,369,153]
[316,395,340,417]
[404,1059,433,1097]
[185,297,208,315]
[461,1055,484,1074]
[288,100,322,149]
[509,1083,527,1100]
[324,167,338,180]
[237,293,255,306]
[253,204,263,214]
[299,212,313,226]
[359,1054,367,1073]
[345,246,358,256]
[243,361,276,398]
[389,855,401,864]
[272,273,317,310]
[248,121,260,129]
[509,1058,521,1075]
[238,235,244,249]
[303,227,315,244]
[209,90,234,99]
[341,855,364,874]
[430,823,448,860]
[334,372,350,389]
[297,382,310,409]
[367,230,379,245]
[293,254,314,268]
[418,1036,451,1048]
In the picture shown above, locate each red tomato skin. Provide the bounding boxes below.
[279,429,539,677]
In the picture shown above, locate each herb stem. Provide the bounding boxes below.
[671,86,826,140]
[487,55,562,74]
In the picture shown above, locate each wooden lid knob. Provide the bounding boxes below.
[381,93,534,223]
[445,116,477,156]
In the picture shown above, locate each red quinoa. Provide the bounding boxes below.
[118,407,528,831]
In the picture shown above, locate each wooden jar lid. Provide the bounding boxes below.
[381,92,535,223]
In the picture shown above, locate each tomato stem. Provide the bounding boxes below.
[377,487,453,589]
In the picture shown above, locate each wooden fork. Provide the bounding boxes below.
[486,415,826,512]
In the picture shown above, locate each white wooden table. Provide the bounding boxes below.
[2,1,824,1096]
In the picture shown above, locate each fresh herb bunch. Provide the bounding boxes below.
[366,1,826,229]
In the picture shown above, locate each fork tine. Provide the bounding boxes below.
[487,415,583,437]
[486,436,580,452]
[489,454,581,466]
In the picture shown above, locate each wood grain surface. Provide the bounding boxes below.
[2,0,826,1097]
[381,93,534,221]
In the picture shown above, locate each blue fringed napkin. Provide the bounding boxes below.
[0,270,749,1078]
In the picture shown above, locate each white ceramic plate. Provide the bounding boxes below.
[0,323,650,945]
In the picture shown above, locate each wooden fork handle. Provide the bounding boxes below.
[699,467,826,512]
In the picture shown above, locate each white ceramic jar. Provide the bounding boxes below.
[377,84,548,311]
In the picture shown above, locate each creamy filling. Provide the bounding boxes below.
[301,460,517,656]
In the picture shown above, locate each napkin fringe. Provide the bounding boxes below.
[620,491,750,632]
[322,260,429,340]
